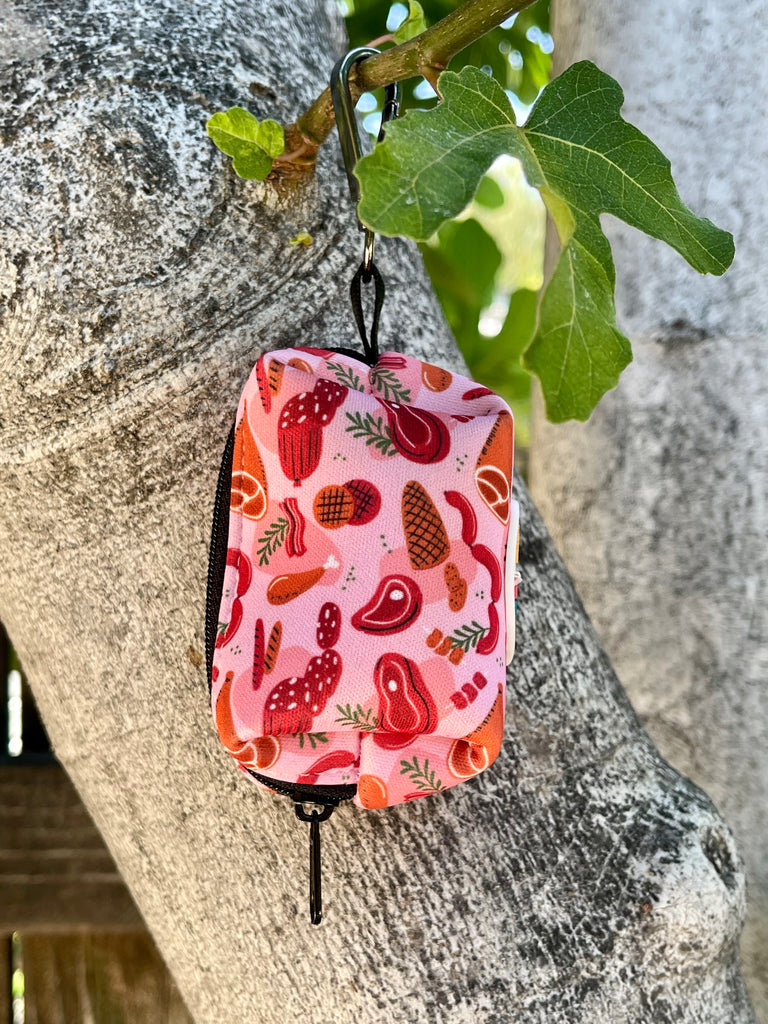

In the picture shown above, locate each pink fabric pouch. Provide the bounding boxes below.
[205,345,518,919]
[206,346,516,811]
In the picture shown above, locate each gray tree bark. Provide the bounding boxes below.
[531,0,768,1020]
[0,0,756,1021]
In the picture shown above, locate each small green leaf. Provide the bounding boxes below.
[256,119,285,158]
[255,516,288,566]
[344,411,398,456]
[356,62,734,421]
[206,107,285,181]
[369,366,412,403]
[393,0,427,44]
[290,231,313,246]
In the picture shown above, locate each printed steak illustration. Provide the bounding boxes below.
[230,401,268,520]
[278,378,346,485]
[475,411,513,525]
[352,574,422,634]
[263,649,343,735]
[402,480,450,570]
[378,398,449,463]
[373,653,437,749]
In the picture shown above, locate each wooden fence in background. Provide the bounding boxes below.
[1,625,193,1023]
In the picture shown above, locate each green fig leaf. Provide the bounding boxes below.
[356,62,734,420]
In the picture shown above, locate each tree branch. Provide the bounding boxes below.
[282,0,537,169]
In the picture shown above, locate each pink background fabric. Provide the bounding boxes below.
[211,347,514,808]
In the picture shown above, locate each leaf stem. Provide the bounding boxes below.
[288,0,538,163]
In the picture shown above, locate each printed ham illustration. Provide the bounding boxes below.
[263,649,343,735]
[421,361,452,392]
[230,401,268,520]
[475,411,514,525]
[378,398,449,464]
[278,378,346,485]
[351,574,422,635]
[447,685,504,778]
[373,653,437,749]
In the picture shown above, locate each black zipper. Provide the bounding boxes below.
[205,390,361,923]
[205,424,236,693]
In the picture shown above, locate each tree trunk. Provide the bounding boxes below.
[531,0,768,1019]
[0,1,756,1021]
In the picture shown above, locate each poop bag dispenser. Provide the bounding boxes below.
[204,48,520,924]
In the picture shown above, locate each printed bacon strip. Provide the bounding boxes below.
[280,497,307,557]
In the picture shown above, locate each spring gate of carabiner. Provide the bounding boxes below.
[330,48,401,365]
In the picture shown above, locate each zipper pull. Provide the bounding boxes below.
[295,802,335,924]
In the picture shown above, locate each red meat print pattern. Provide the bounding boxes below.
[352,574,422,634]
[445,490,503,655]
[211,348,515,809]
[373,653,437,749]
[263,649,343,735]
[278,378,346,485]
[316,602,341,649]
[296,750,358,786]
[377,398,450,463]
[252,619,282,689]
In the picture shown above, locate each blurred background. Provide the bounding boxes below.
[1,2,550,1020]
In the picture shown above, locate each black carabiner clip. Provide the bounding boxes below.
[330,47,401,279]
[330,48,400,365]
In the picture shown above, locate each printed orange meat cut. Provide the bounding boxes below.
[230,400,269,520]
[358,774,388,809]
[474,411,513,525]
[447,685,505,779]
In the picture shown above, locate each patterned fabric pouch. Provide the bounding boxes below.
[206,345,519,921]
